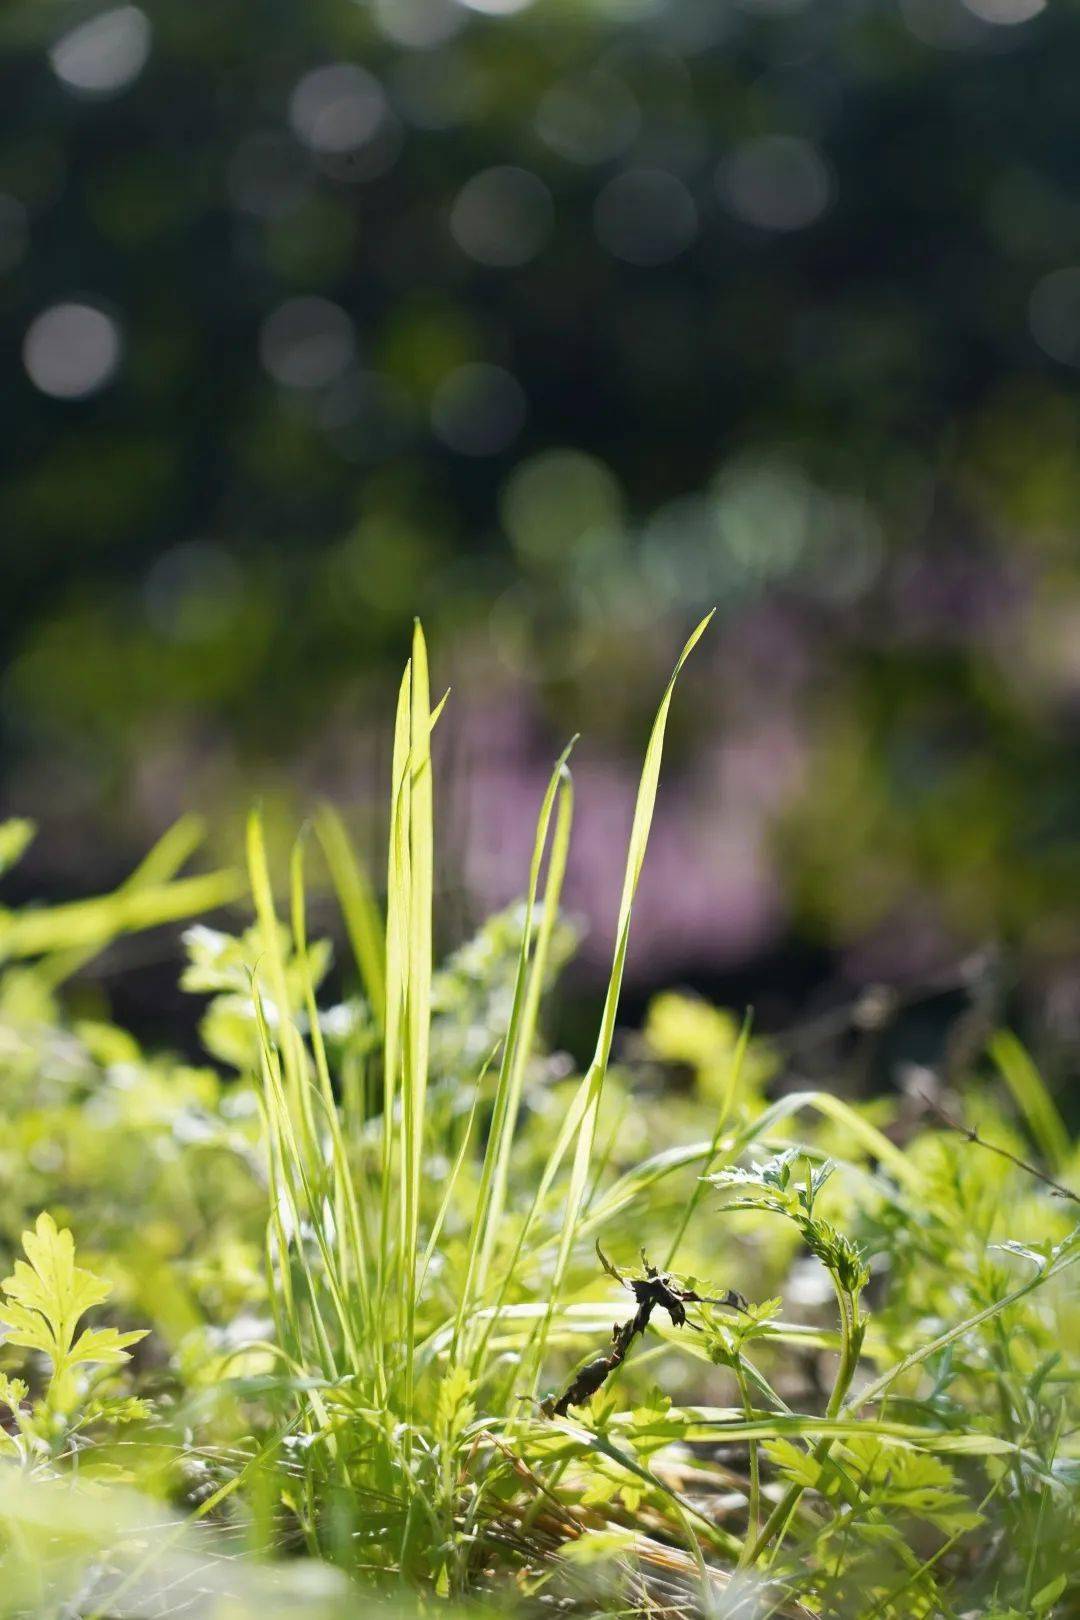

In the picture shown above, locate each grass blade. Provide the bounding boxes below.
[522,612,714,1393]
[314,803,386,1031]
[990,1030,1070,1173]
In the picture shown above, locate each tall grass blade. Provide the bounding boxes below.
[665,1009,752,1268]
[381,659,413,1346]
[452,743,575,1364]
[402,621,434,1416]
[522,611,714,1392]
[315,804,386,1031]
[291,833,372,1354]
[246,809,319,1160]
[989,1030,1070,1173]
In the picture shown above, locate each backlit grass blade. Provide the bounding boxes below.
[571,1085,922,1244]
[246,809,319,1162]
[522,612,714,1393]
[990,1030,1070,1174]
[290,833,372,1358]
[402,621,434,1416]
[453,743,576,1364]
[848,1231,1080,1415]
[665,1009,752,1269]
[38,813,213,987]
[0,866,243,963]
[536,1408,1017,1453]
[480,756,574,1277]
[543,1414,742,1559]
[416,1302,843,1369]
[250,977,341,1382]
[380,658,413,1335]
[314,804,386,1031]
[418,1043,498,1296]
[123,812,209,885]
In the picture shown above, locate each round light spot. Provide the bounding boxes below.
[49,6,151,98]
[662,0,734,49]
[373,0,465,46]
[317,370,416,463]
[535,71,639,166]
[23,302,122,399]
[713,460,809,581]
[259,297,356,388]
[454,0,535,13]
[1029,268,1080,368]
[289,64,388,156]
[963,0,1045,20]
[431,363,526,455]
[594,168,698,266]
[0,195,29,274]
[800,495,884,604]
[900,0,985,46]
[392,54,477,130]
[144,543,244,642]
[450,166,553,267]
[717,136,832,232]
[500,449,623,561]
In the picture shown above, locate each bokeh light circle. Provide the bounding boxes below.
[536,71,640,165]
[23,302,123,399]
[963,0,1045,21]
[373,0,465,47]
[144,543,244,643]
[450,166,554,267]
[717,136,832,232]
[392,54,477,130]
[454,0,536,14]
[1029,268,1080,368]
[259,297,356,388]
[431,363,527,455]
[49,6,151,97]
[593,168,698,266]
[289,65,388,156]
[499,448,624,561]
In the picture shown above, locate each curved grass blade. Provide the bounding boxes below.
[511,614,714,1393]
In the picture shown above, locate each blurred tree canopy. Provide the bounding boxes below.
[0,0,1078,1060]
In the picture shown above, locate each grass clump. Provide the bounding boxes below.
[0,617,1076,1619]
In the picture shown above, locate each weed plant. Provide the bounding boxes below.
[0,621,1076,1618]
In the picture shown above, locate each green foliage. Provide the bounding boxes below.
[0,821,34,878]
[0,622,1076,1619]
[711,1151,871,1296]
[0,1213,148,1472]
[0,1213,147,1401]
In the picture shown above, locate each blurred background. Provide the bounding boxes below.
[1,0,1078,1082]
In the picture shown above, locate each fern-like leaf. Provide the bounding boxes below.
[0,1213,147,1403]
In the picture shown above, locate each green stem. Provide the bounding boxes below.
[734,1360,761,1567]
[745,1280,861,1567]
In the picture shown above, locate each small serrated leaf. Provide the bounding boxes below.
[0,1373,28,1413]
[765,1438,822,1490]
[0,1211,147,1401]
[68,1325,149,1368]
